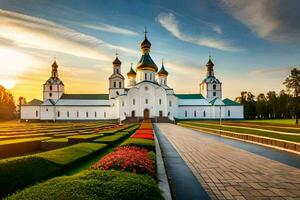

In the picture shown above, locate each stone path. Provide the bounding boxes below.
[156,123,300,200]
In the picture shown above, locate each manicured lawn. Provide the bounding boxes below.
[180,122,300,143]
[5,170,163,200]
[240,119,298,125]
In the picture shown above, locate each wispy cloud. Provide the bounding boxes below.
[79,22,138,36]
[220,0,300,43]
[0,9,137,61]
[156,12,240,52]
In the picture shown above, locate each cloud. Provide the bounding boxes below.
[156,12,240,52]
[0,9,137,61]
[220,0,300,43]
[79,22,138,36]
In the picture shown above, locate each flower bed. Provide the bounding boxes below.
[130,121,154,140]
[91,146,154,176]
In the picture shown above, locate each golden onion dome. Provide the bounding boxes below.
[136,53,158,72]
[206,56,214,67]
[112,56,121,66]
[157,62,168,76]
[127,64,136,77]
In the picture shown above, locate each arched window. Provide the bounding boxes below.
[145,73,148,80]
[159,99,162,105]
[67,111,69,118]
[57,111,60,117]
[228,110,231,117]
[113,82,116,88]
[36,110,38,117]
[49,85,52,91]
[150,73,152,80]
[203,111,206,117]
[132,99,135,105]
[145,98,148,104]
[213,84,216,90]
[104,112,106,118]
[185,111,187,117]
[86,112,89,118]
[116,68,119,74]
[95,112,97,118]
[169,100,172,107]
[49,93,52,97]
[194,111,196,117]
[213,92,216,96]
[122,101,125,107]
[77,112,79,118]
[119,82,122,88]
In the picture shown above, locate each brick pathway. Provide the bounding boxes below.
[156,123,300,200]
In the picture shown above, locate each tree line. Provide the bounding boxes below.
[235,68,300,124]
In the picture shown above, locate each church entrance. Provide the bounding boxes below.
[143,109,150,119]
[131,110,135,117]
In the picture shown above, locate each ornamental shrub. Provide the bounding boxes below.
[91,146,155,176]
[5,170,164,200]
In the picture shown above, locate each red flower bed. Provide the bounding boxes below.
[91,146,154,176]
[131,133,154,140]
[135,130,153,134]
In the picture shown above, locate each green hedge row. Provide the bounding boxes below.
[38,143,107,167]
[5,170,163,200]
[93,135,125,146]
[120,138,155,151]
[0,157,59,198]
[0,137,52,159]
[40,138,70,150]
[0,143,108,198]
[68,133,104,143]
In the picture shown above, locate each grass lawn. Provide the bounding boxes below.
[180,122,300,143]
[240,119,298,125]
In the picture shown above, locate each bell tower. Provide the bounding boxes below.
[43,60,64,101]
[200,55,222,100]
[109,53,125,99]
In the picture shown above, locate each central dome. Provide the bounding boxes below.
[136,33,158,72]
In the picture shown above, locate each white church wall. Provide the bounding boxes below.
[53,106,117,120]
[176,106,212,119]
[223,106,244,119]
[40,106,55,120]
[21,106,40,120]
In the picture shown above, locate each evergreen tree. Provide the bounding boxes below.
[0,85,16,120]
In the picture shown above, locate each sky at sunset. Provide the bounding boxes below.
[0,0,299,101]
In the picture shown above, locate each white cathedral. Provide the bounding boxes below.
[21,33,243,122]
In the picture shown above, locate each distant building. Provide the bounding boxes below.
[21,32,243,121]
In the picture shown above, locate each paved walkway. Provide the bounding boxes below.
[156,123,300,200]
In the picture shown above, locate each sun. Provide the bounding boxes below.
[0,79,16,89]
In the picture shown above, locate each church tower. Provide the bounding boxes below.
[127,63,136,87]
[109,54,125,99]
[136,29,158,83]
[200,55,222,100]
[157,60,169,85]
[43,60,64,101]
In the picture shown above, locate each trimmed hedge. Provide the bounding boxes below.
[0,156,59,198]
[38,143,107,167]
[40,138,70,150]
[120,138,155,151]
[5,170,163,200]
[0,137,52,159]
[93,135,124,145]
[68,133,104,143]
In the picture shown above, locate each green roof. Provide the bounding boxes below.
[136,53,158,71]
[24,99,43,106]
[61,94,109,100]
[175,94,204,99]
[223,98,241,106]
[209,98,218,105]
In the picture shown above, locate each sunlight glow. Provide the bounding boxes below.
[0,79,16,89]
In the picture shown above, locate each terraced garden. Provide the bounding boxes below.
[0,121,163,199]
